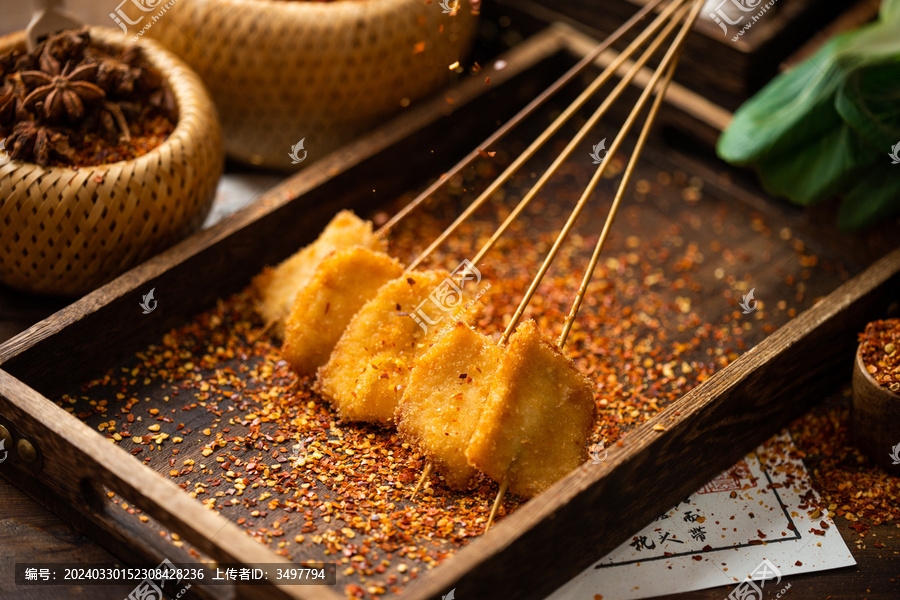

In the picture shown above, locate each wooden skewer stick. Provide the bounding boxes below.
[464,0,691,276]
[483,3,700,532]
[482,70,676,531]
[247,318,279,345]
[405,0,690,272]
[410,462,434,499]
[403,4,701,536]
[500,0,704,345]
[558,60,680,350]
[401,3,679,497]
[485,478,509,531]
[376,0,671,240]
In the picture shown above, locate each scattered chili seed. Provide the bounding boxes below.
[790,387,900,541]
[56,141,848,597]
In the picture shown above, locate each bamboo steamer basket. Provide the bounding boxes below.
[0,27,223,296]
[146,0,478,168]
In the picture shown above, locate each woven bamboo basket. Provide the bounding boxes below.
[0,27,223,297]
[146,0,478,169]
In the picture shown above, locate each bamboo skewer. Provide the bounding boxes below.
[405,15,678,494]
[484,59,684,530]
[379,0,670,239]
[557,61,681,350]
[405,0,680,499]
[395,0,704,529]
[486,0,704,530]
[410,462,434,500]
[500,0,704,344]
[485,478,509,531]
[406,0,691,272]
[453,0,692,275]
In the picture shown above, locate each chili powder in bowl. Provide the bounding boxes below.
[852,318,900,472]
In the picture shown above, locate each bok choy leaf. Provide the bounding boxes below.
[717,0,900,230]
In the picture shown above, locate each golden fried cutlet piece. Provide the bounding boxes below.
[253,211,385,337]
[396,322,502,489]
[465,319,596,498]
[317,270,457,425]
[282,247,404,376]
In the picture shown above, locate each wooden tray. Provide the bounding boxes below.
[1,22,899,600]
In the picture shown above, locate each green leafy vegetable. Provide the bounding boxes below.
[836,60,900,149]
[839,163,900,230]
[717,1,900,230]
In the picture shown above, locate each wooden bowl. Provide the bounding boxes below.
[0,27,223,296]
[145,0,478,169]
[851,343,900,472]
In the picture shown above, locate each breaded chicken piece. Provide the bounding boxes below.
[465,319,596,498]
[317,270,456,425]
[396,322,502,489]
[282,248,404,376]
[253,211,385,337]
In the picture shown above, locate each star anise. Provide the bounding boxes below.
[6,121,76,166]
[34,129,76,166]
[0,52,14,80]
[14,91,33,122]
[136,64,164,93]
[5,122,36,159]
[37,28,90,75]
[95,57,136,96]
[21,63,105,123]
[149,85,177,121]
[89,46,163,97]
[124,49,164,94]
[1,49,35,79]
[98,100,132,141]
[0,79,16,125]
[1,27,177,168]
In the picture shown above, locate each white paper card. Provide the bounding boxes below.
[547,431,855,599]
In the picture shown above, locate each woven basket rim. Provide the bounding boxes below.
[0,26,209,174]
